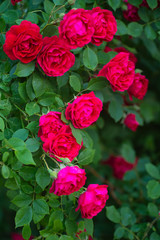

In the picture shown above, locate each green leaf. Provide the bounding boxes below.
[61,110,69,124]
[15,147,36,165]
[59,236,74,240]
[22,225,31,240]
[44,0,55,14]
[0,117,4,131]
[25,12,39,24]
[147,203,159,217]
[15,206,32,228]
[108,99,123,122]
[18,82,29,102]
[69,74,81,92]
[108,0,121,11]
[78,148,95,165]
[7,137,26,149]
[138,7,150,22]
[88,77,107,91]
[81,131,93,148]
[19,166,36,181]
[84,219,93,236]
[46,235,59,240]
[25,102,40,116]
[116,20,128,35]
[121,143,136,164]
[57,72,69,89]
[26,138,40,152]
[12,194,32,208]
[145,163,160,180]
[13,129,29,141]
[144,25,157,40]
[128,22,143,37]
[33,199,49,223]
[114,227,125,239]
[0,0,10,14]
[97,51,117,65]
[26,76,36,101]
[150,232,160,240]
[2,10,19,24]
[146,0,158,9]
[36,167,51,190]
[120,207,136,227]
[32,73,46,97]
[69,124,83,145]
[53,0,65,5]
[147,180,160,199]
[106,206,121,223]
[128,0,143,7]
[14,62,35,77]
[1,165,10,179]
[2,152,9,163]
[83,47,98,70]
[65,219,77,236]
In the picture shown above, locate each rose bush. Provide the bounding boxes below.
[0,0,160,240]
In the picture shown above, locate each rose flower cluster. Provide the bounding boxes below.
[3,7,117,77]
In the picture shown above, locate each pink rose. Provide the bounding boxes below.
[11,0,22,5]
[75,184,109,219]
[65,92,103,129]
[98,52,135,91]
[123,2,140,22]
[11,233,33,240]
[37,36,75,77]
[90,7,117,46]
[38,111,65,142]
[43,125,82,161]
[103,155,138,179]
[124,113,139,131]
[128,73,149,100]
[3,21,43,63]
[49,166,86,196]
[104,46,137,64]
[59,9,94,49]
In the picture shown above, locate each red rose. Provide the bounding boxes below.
[59,9,94,49]
[43,125,82,161]
[38,111,65,142]
[65,92,103,129]
[123,1,140,22]
[37,36,75,77]
[98,52,135,91]
[3,20,43,63]
[11,233,33,240]
[124,113,139,131]
[75,184,109,219]
[103,155,138,179]
[11,0,22,5]
[128,73,149,100]
[49,166,86,196]
[90,7,117,46]
[104,46,137,64]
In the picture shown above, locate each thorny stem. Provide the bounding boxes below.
[143,17,160,26]
[142,216,160,240]
[85,165,122,206]
[41,154,50,171]
[42,150,61,168]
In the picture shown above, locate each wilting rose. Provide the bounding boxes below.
[104,46,137,64]
[50,166,86,196]
[124,113,139,131]
[59,9,94,49]
[65,92,103,129]
[128,73,149,100]
[123,1,140,22]
[3,20,43,63]
[76,184,109,219]
[90,7,117,46]
[103,155,138,179]
[98,52,135,91]
[38,111,65,142]
[37,36,75,77]
[43,125,82,161]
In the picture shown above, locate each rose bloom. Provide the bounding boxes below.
[3,20,43,63]
[123,1,140,22]
[43,125,82,161]
[38,111,65,142]
[98,52,135,91]
[104,46,137,64]
[59,9,94,49]
[11,0,22,5]
[128,73,149,100]
[11,233,33,240]
[124,113,139,131]
[65,92,103,129]
[49,166,86,196]
[37,36,75,77]
[103,155,138,179]
[75,184,109,219]
[90,7,117,46]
